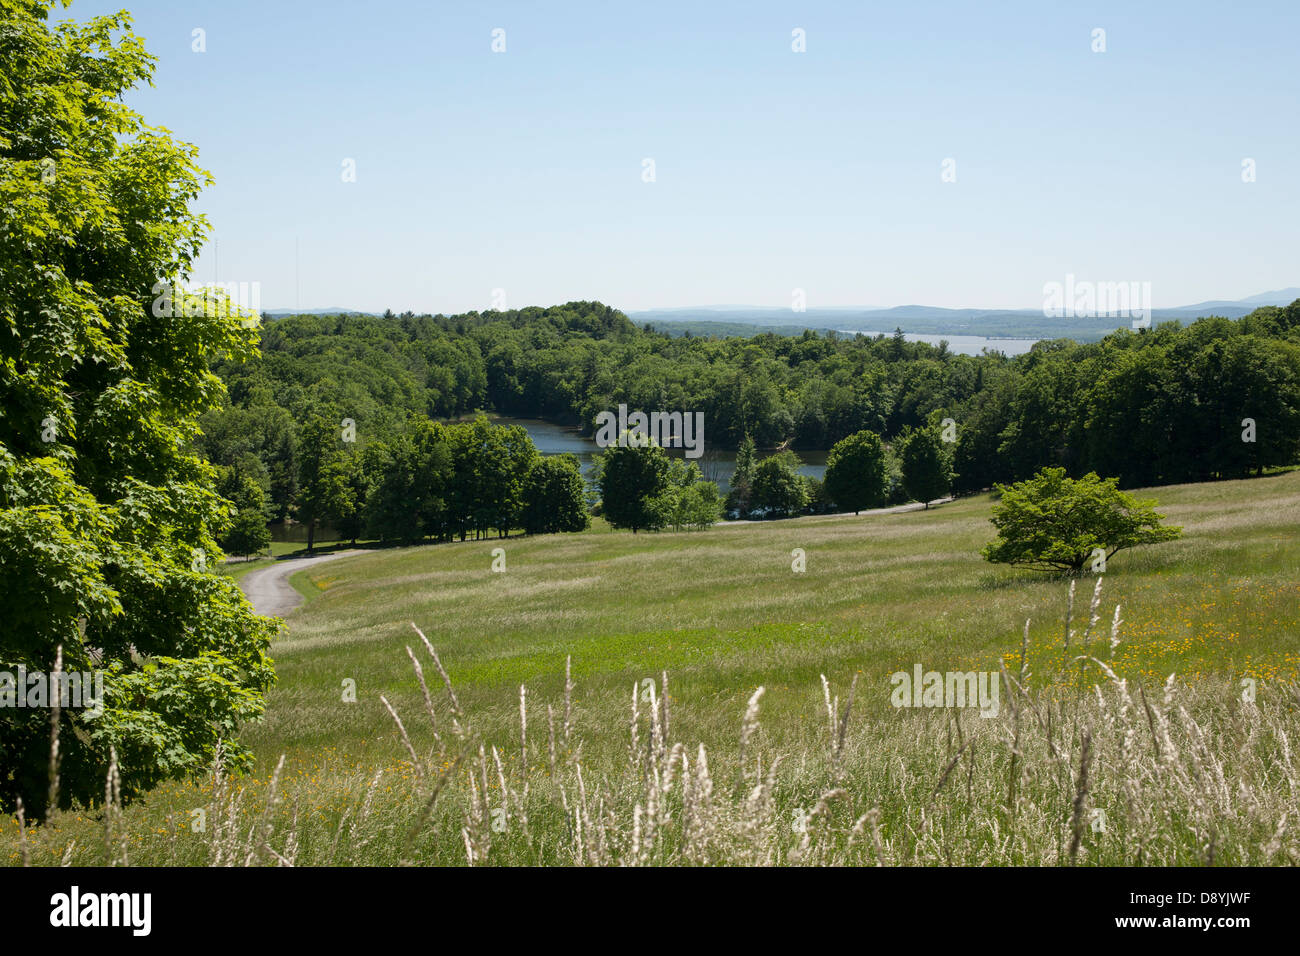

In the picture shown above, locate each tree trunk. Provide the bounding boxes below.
[307,519,316,554]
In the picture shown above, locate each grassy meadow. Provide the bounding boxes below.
[7,471,1300,866]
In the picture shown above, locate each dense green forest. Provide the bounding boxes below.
[200,298,1300,536]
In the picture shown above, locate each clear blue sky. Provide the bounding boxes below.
[68,0,1299,313]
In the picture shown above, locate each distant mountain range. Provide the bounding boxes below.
[258,288,1299,342]
[633,289,1300,320]
[629,289,1300,341]
[262,308,380,316]
[1161,288,1300,313]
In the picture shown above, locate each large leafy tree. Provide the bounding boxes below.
[521,454,589,535]
[362,437,420,545]
[725,433,756,517]
[215,465,271,558]
[599,438,669,533]
[361,420,454,544]
[750,451,809,517]
[982,468,1181,574]
[899,422,955,508]
[477,419,539,537]
[331,448,370,545]
[657,458,722,531]
[198,401,298,520]
[222,509,271,560]
[823,429,887,514]
[295,416,351,553]
[0,0,278,816]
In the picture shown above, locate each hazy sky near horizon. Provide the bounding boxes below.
[68,0,1299,314]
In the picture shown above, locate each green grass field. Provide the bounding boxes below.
[8,472,1300,866]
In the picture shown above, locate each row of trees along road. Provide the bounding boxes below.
[286,414,590,551]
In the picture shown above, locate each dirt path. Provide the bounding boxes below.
[238,550,364,617]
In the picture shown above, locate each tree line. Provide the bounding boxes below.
[221,415,592,554]
[219,412,744,555]
[203,298,1300,547]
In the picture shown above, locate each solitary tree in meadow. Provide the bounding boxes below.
[983,468,1182,574]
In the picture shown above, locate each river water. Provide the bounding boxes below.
[836,329,1039,356]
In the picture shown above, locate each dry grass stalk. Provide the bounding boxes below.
[738,686,765,791]
[519,684,528,785]
[546,703,557,777]
[834,674,859,776]
[103,745,126,866]
[16,797,29,867]
[1068,727,1093,862]
[243,754,286,866]
[48,644,62,814]
[659,670,670,741]
[410,622,464,736]
[380,694,425,794]
[563,654,573,745]
[404,643,441,747]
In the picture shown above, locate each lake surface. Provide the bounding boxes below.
[836,329,1039,356]
[492,417,828,485]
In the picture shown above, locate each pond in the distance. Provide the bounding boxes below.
[490,417,827,486]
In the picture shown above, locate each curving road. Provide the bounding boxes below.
[238,550,364,617]
[719,497,954,524]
